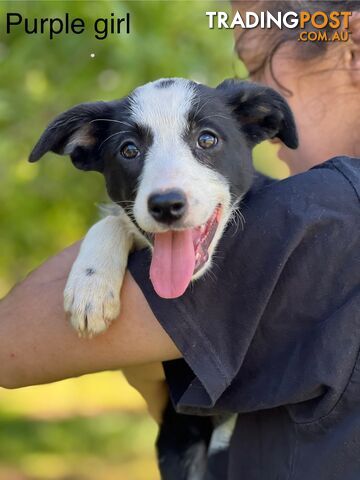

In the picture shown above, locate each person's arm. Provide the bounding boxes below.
[123,363,168,424]
[0,242,181,389]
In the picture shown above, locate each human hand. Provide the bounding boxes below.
[123,362,169,424]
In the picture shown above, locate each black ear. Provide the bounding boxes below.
[217,79,298,149]
[29,101,113,172]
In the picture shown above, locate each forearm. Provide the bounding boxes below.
[0,243,181,389]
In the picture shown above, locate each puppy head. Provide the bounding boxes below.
[30,78,297,298]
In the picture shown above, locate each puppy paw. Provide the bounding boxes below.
[64,268,121,337]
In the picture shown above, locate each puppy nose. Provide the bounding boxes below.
[148,189,187,224]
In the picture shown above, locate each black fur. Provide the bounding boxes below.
[156,402,213,480]
[156,79,176,89]
[29,79,297,209]
[29,78,298,480]
[29,101,113,171]
[217,79,298,149]
[85,268,96,276]
[30,98,154,209]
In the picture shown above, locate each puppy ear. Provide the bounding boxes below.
[29,101,113,172]
[217,79,298,149]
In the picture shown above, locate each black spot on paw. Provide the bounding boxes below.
[85,268,96,276]
[85,302,92,314]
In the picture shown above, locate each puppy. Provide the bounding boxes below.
[30,77,298,479]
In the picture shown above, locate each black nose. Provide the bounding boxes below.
[148,189,187,224]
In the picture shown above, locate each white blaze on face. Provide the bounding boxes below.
[130,78,229,232]
[129,78,232,299]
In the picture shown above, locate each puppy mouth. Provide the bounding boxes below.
[149,204,222,299]
[192,204,222,274]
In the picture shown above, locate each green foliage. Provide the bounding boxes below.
[0,2,289,477]
[0,411,159,479]
[0,0,286,295]
[0,372,159,478]
[0,0,240,295]
[0,412,155,462]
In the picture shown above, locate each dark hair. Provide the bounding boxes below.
[233,1,360,93]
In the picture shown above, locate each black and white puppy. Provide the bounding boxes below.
[29,77,297,335]
[30,77,298,479]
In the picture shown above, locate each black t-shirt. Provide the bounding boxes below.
[128,156,360,480]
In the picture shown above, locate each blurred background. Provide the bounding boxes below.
[0,1,288,478]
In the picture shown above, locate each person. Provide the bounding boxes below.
[0,1,359,478]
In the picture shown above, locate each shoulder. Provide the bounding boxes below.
[224,157,360,246]
[247,156,360,216]
[321,156,360,203]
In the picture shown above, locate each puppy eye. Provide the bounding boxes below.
[120,142,140,159]
[197,131,218,149]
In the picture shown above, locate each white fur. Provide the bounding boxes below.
[64,78,232,335]
[208,415,237,456]
[131,79,231,235]
[64,210,145,336]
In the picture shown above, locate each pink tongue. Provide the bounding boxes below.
[150,230,195,299]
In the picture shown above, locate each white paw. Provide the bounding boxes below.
[64,268,121,337]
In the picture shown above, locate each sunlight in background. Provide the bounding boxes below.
[0,373,159,480]
[0,373,145,418]
[0,1,290,478]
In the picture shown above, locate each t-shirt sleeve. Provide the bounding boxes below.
[127,159,360,419]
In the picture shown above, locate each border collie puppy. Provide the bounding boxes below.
[30,77,298,479]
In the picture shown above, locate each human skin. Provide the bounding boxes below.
[0,242,178,421]
[1,6,359,424]
[233,3,360,174]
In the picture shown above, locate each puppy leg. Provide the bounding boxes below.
[205,415,237,479]
[64,213,134,336]
[157,401,213,480]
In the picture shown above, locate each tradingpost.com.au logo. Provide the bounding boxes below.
[206,10,352,42]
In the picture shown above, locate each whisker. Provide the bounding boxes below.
[193,98,203,119]
[48,115,81,131]
[193,97,214,118]
[197,113,232,123]
[90,118,135,129]
[99,130,132,149]
[202,265,218,284]
[229,207,246,237]
[211,251,226,262]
